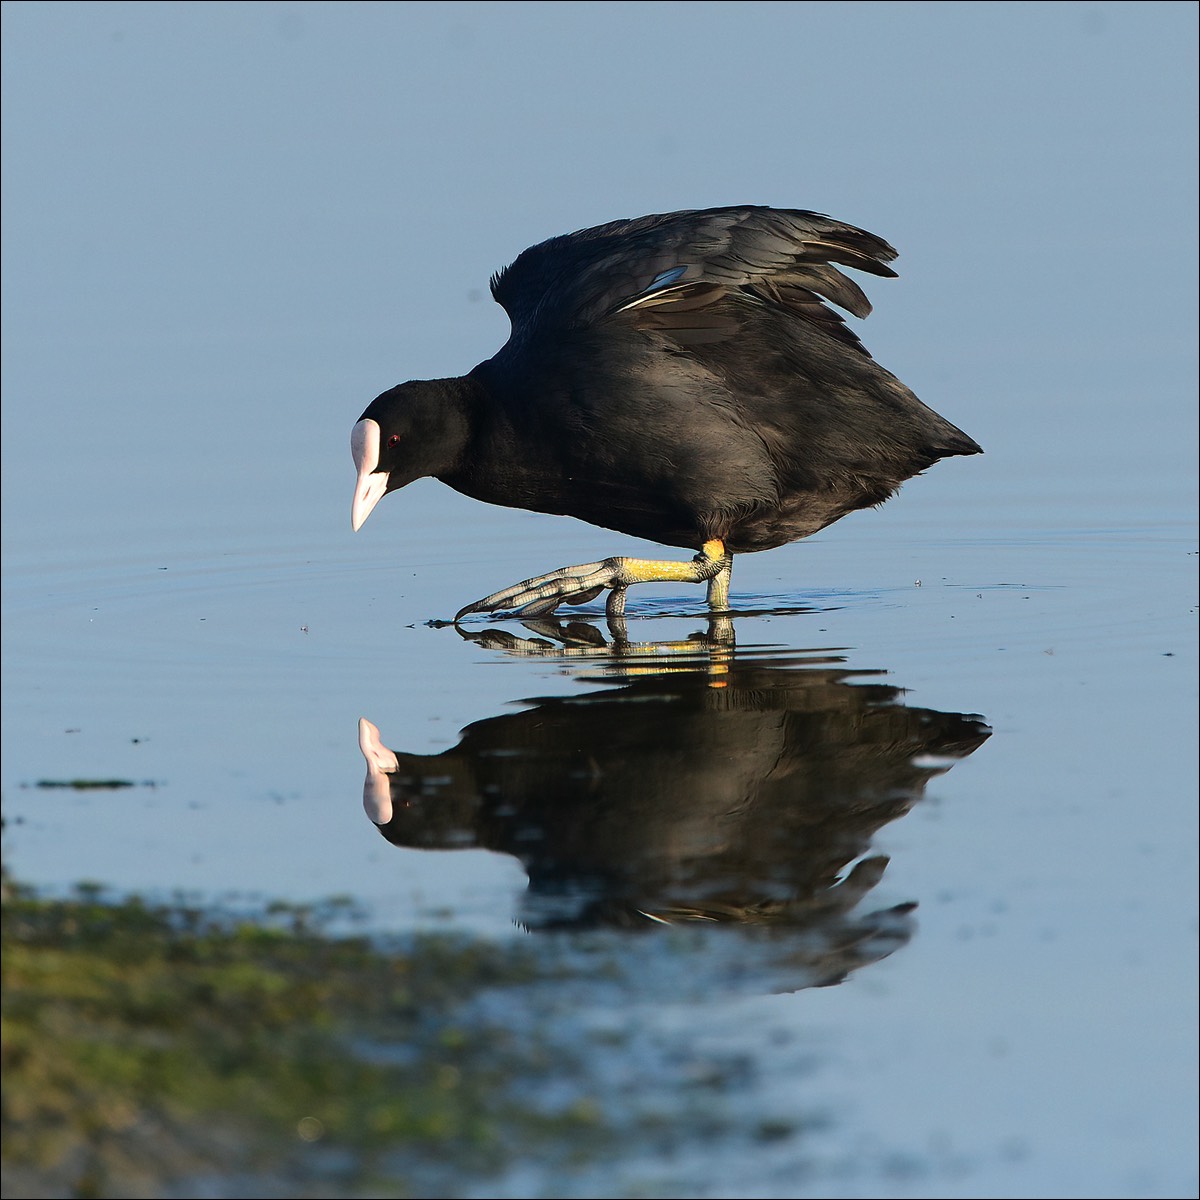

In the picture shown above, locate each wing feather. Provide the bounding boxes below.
[489,206,898,355]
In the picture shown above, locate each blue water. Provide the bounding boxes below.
[3,4,1196,1196]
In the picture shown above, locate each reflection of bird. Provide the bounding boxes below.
[359,654,990,985]
[350,207,981,619]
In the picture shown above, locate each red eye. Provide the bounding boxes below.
[387,434,401,450]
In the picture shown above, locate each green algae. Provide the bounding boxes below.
[0,880,615,1198]
[1,871,818,1200]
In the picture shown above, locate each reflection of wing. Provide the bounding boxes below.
[490,207,898,354]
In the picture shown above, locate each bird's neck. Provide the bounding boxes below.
[402,376,482,483]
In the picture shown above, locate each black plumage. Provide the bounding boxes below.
[350,206,981,617]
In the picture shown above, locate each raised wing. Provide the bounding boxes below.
[489,206,899,354]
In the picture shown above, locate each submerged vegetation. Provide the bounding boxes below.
[1,879,604,1197]
[1,877,805,1199]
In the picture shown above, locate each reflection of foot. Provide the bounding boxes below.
[455,613,738,656]
[454,541,733,621]
[456,618,612,654]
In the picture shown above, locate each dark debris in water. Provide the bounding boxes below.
[30,779,158,791]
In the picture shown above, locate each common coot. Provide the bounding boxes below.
[350,206,981,618]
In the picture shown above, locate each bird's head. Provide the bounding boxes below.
[350,379,470,531]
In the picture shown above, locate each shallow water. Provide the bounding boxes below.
[2,4,1197,1195]
[3,317,1196,1199]
[3,444,1196,1196]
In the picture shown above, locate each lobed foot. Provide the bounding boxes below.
[454,542,732,622]
[454,558,630,621]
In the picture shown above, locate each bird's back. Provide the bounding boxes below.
[444,207,980,553]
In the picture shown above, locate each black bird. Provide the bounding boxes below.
[350,206,981,618]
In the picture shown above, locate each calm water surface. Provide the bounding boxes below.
[2,429,1195,1196]
[2,7,1196,1193]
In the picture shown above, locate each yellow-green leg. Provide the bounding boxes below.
[455,539,734,621]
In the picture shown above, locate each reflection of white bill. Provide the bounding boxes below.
[359,717,398,825]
